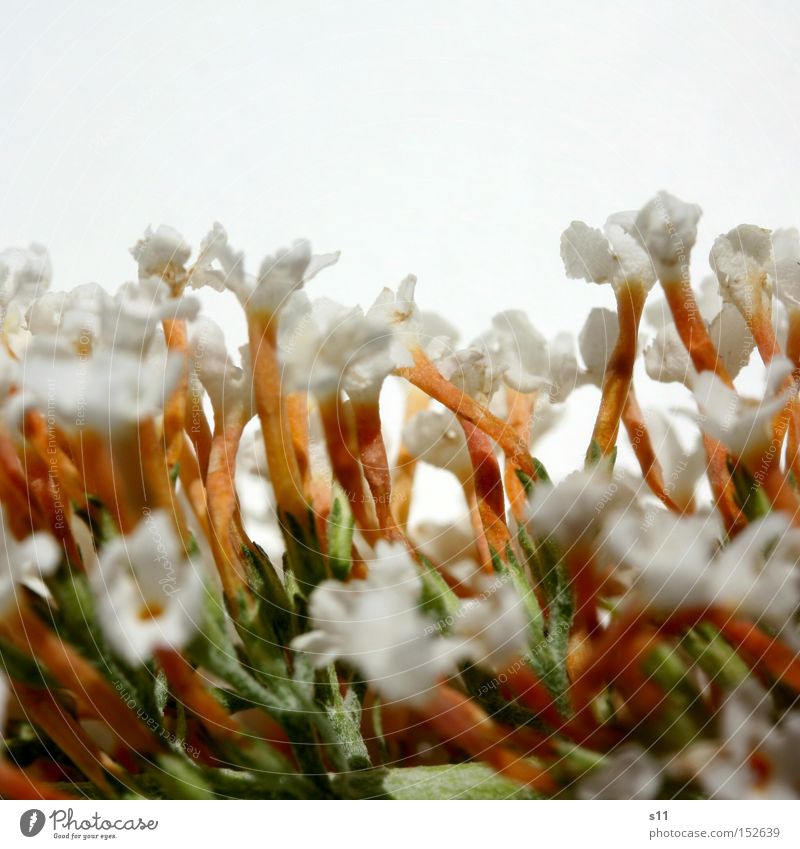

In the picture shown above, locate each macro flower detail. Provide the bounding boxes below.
[3,196,800,802]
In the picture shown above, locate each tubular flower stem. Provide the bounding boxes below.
[661,278,733,384]
[504,387,536,522]
[317,395,378,538]
[205,410,251,602]
[161,317,190,466]
[248,313,307,520]
[587,281,647,459]
[459,416,510,561]
[391,387,429,528]
[4,604,155,753]
[350,398,403,540]
[461,477,493,573]
[419,685,557,793]
[399,348,535,478]
[14,683,118,796]
[621,388,684,512]
[706,611,800,693]
[155,648,242,741]
[286,391,312,495]
[0,759,75,800]
[703,435,747,536]
[178,435,211,540]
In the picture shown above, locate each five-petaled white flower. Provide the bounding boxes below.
[92,510,204,666]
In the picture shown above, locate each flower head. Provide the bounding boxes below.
[633,191,702,281]
[710,225,774,319]
[402,409,472,481]
[92,510,204,665]
[693,355,794,460]
[560,219,655,291]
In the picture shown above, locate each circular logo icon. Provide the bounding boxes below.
[20,810,46,837]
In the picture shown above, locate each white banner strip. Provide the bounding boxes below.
[1,800,797,847]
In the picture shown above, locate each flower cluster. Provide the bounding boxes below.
[1,193,799,800]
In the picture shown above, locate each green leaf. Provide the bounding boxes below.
[318,666,371,771]
[416,554,460,625]
[0,637,57,688]
[728,460,772,521]
[327,487,355,580]
[384,763,541,799]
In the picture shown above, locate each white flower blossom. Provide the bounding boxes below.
[0,243,52,307]
[684,681,800,799]
[577,745,662,800]
[693,356,794,460]
[188,317,253,420]
[280,294,390,402]
[633,191,702,280]
[453,575,529,668]
[561,218,655,291]
[292,541,465,704]
[130,225,191,282]
[402,409,472,482]
[92,510,204,665]
[0,509,61,617]
[526,467,637,549]
[579,307,619,388]
[644,323,697,387]
[710,225,774,320]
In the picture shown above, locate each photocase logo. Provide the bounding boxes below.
[19,809,46,837]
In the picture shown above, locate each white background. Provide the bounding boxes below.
[2,0,800,489]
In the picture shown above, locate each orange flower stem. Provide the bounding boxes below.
[587,281,646,459]
[421,685,556,793]
[161,317,189,466]
[459,416,510,560]
[399,349,535,478]
[205,410,251,602]
[704,435,747,536]
[391,388,429,529]
[621,388,684,512]
[0,760,75,800]
[155,649,242,741]
[505,388,535,522]
[248,313,307,520]
[351,398,403,540]
[14,683,118,795]
[6,606,155,753]
[461,478,493,574]
[286,392,312,495]
[318,396,378,538]
[660,278,732,384]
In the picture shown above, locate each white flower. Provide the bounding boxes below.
[599,509,722,612]
[472,311,550,393]
[433,347,503,405]
[11,344,184,437]
[710,225,774,319]
[0,243,52,307]
[576,745,662,800]
[402,409,472,482]
[365,275,421,369]
[693,356,794,460]
[644,409,705,511]
[633,191,702,280]
[292,541,464,704]
[707,302,755,378]
[130,224,191,284]
[644,323,696,386]
[773,227,800,311]
[92,510,204,665]
[526,467,637,549]
[684,681,800,799]
[27,283,110,353]
[561,218,655,291]
[709,513,800,630]
[227,239,340,317]
[104,277,199,353]
[188,317,253,420]
[0,508,61,617]
[453,575,529,668]
[280,294,390,402]
[579,307,620,388]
